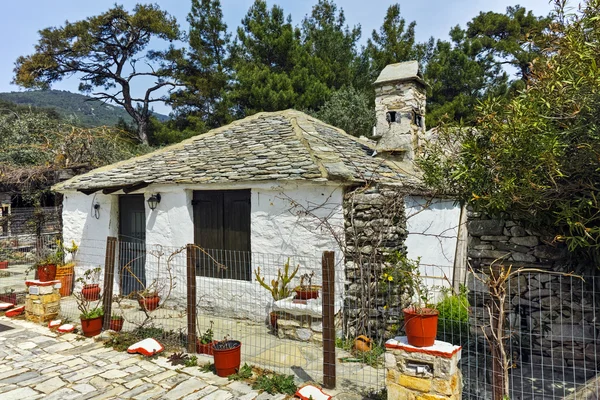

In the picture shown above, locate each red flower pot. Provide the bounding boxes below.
[213,340,241,377]
[81,316,103,337]
[110,318,124,332]
[38,264,57,282]
[0,261,8,269]
[81,284,101,301]
[270,312,278,330]
[0,293,17,304]
[403,307,439,347]
[294,287,320,300]
[138,295,160,311]
[196,340,217,355]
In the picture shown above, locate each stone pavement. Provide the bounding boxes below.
[0,316,292,400]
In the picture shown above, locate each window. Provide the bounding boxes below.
[192,190,251,280]
[386,111,397,123]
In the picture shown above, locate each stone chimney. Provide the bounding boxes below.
[373,61,426,161]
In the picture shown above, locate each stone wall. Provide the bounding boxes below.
[467,211,599,371]
[342,185,408,340]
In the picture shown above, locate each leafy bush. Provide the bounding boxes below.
[252,372,297,395]
[436,286,469,345]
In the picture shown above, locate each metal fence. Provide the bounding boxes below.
[0,207,60,237]
[50,236,600,399]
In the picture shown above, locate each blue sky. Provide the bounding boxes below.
[1,0,554,114]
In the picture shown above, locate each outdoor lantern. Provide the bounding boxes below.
[147,194,161,211]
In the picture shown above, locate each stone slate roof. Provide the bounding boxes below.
[53,110,420,192]
[374,61,424,86]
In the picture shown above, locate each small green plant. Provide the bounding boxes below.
[254,258,299,300]
[80,307,103,320]
[184,355,198,367]
[167,352,189,366]
[436,285,469,344]
[200,362,215,373]
[228,363,252,381]
[252,372,297,395]
[198,321,214,344]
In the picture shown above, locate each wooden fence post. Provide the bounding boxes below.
[102,236,117,330]
[322,251,336,389]
[186,244,198,353]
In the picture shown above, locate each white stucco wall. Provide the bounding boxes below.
[62,191,119,293]
[404,196,462,301]
[61,182,345,321]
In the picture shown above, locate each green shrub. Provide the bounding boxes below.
[436,286,469,345]
[252,372,297,395]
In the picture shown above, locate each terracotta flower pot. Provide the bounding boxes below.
[38,264,57,282]
[56,266,74,297]
[403,307,439,347]
[110,318,124,332]
[81,284,101,301]
[0,293,17,304]
[196,340,217,355]
[213,340,241,377]
[138,295,160,311]
[81,316,103,337]
[269,312,278,330]
[294,286,320,300]
[0,261,8,269]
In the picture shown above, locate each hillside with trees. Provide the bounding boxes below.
[0,90,167,128]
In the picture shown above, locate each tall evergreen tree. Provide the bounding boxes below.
[366,4,418,79]
[171,0,231,129]
[301,0,361,90]
[228,0,303,117]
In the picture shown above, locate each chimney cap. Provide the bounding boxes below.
[374,61,424,86]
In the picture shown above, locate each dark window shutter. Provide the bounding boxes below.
[193,190,251,280]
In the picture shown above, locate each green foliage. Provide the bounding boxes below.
[80,307,103,320]
[13,4,182,144]
[314,86,376,138]
[199,321,214,344]
[436,286,470,344]
[184,355,198,367]
[252,372,297,395]
[199,362,216,373]
[254,258,299,300]
[228,363,253,381]
[170,0,231,129]
[335,337,384,368]
[419,0,600,262]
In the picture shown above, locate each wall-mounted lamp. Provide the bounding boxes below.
[92,202,100,219]
[147,194,161,211]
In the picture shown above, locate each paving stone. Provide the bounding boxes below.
[124,378,145,389]
[71,383,97,394]
[149,369,178,383]
[0,368,30,380]
[99,369,130,379]
[226,380,254,395]
[163,378,207,399]
[16,341,37,350]
[121,382,158,398]
[181,384,218,400]
[63,365,103,382]
[86,384,127,400]
[201,389,235,400]
[2,386,44,400]
[132,385,168,400]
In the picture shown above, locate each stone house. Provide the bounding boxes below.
[53,61,465,327]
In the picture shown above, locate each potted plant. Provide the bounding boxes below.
[212,336,242,377]
[80,307,104,337]
[390,255,439,347]
[137,286,161,311]
[80,267,102,301]
[109,315,124,332]
[196,321,216,355]
[0,242,11,269]
[56,241,78,297]
[293,271,321,300]
[32,244,63,282]
[0,288,16,304]
[255,258,299,329]
[75,269,104,337]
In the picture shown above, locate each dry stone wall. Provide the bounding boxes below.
[342,185,409,340]
[467,211,599,370]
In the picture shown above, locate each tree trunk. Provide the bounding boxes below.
[137,118,149,145]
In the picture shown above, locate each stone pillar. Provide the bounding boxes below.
[385,336,462,400]
[25,280,61,323]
